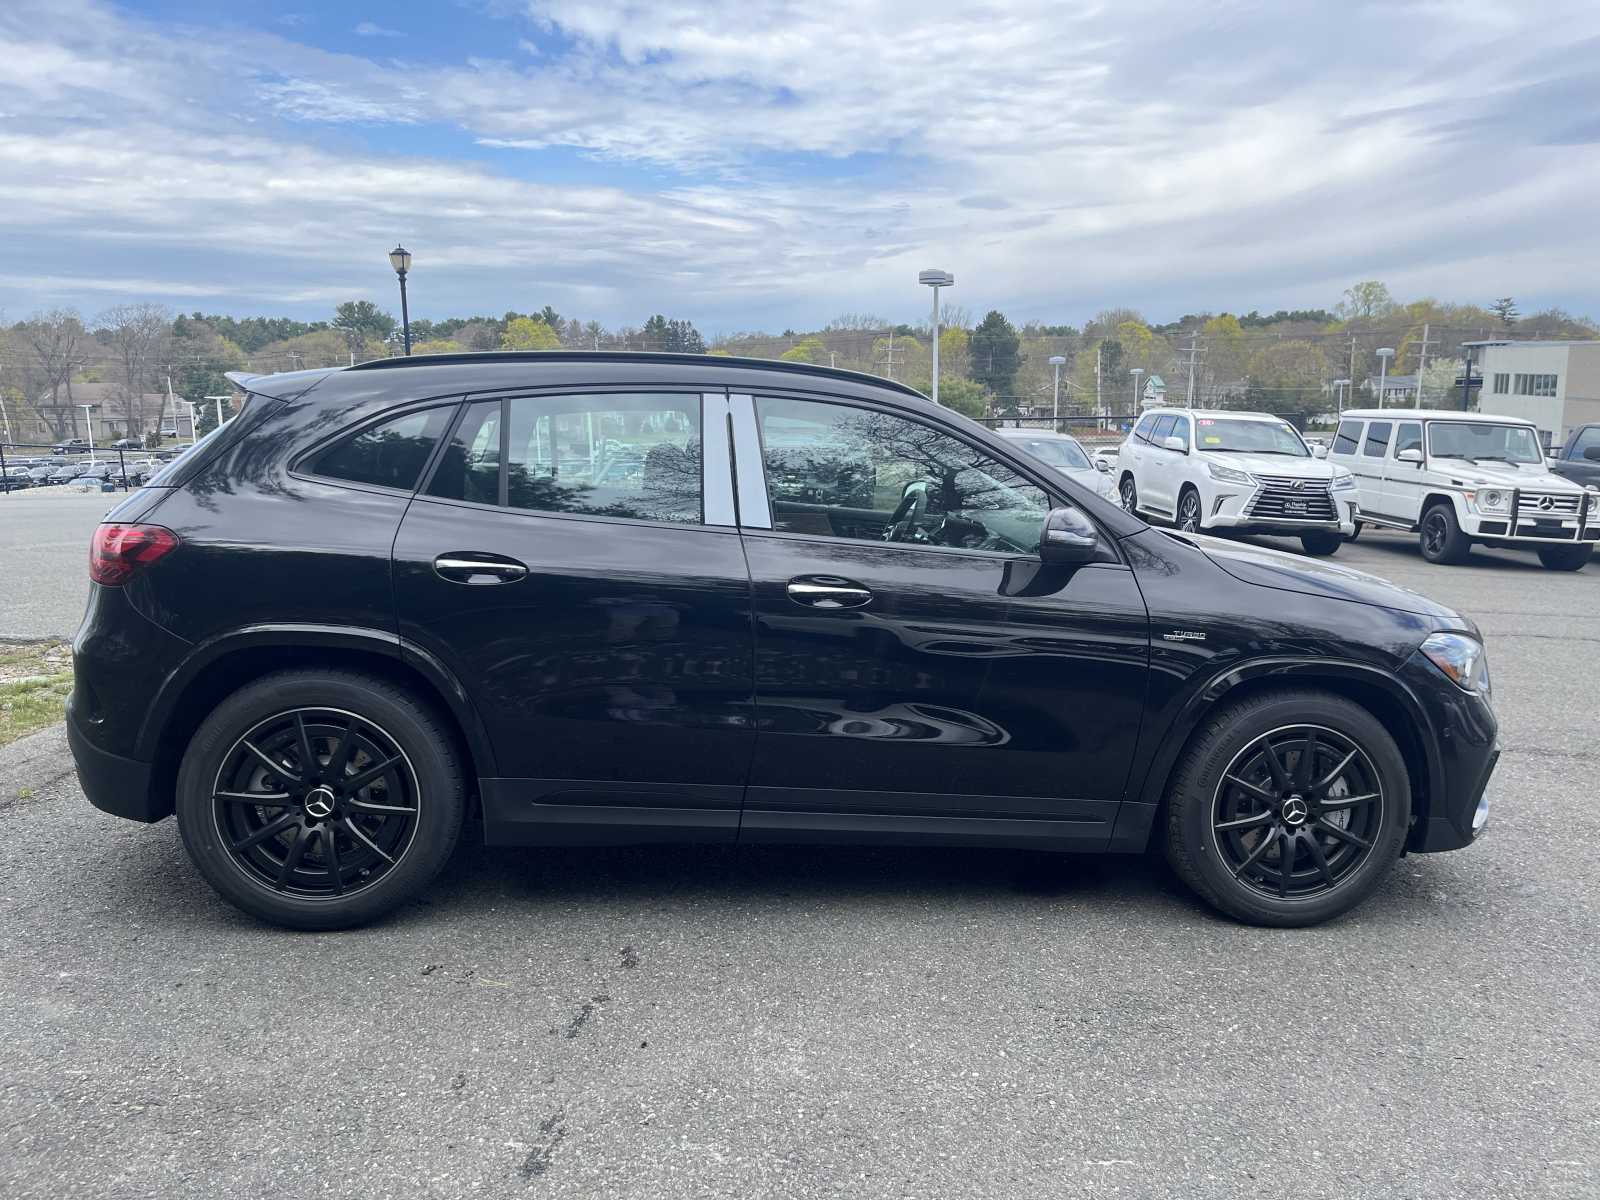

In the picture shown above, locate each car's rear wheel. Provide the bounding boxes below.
[1164,688,1409,927]
[1300,530,1342,556]
[1176,486,1202,532]
[1119,474,1138,514]
[1537,544,1592,571]
[176,670,465,930]
[1419,502,1471,564]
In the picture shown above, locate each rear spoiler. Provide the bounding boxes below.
[224,368,337,403]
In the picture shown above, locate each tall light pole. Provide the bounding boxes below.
[1049,355,1066,428]
[918,269,955,405]
[204,394,232,430]
[1375,347,1395,409]
[1332,378,1351,411]
[1131,368,1145,409]
[389,245,413,356]
[79,404,97,463]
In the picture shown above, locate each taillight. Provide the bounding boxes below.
[90,524,180,585]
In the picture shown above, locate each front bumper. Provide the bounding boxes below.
[1205,489,1357,536]
[1399,649,1500,853]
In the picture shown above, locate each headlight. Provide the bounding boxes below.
[1420,632,1491,698]
[1331,472,1357,491]
[1207,462,1254,485]
[1469,487,1509,513]
[1587,489,1600,515]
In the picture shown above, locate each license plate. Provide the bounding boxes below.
[1285,499,1308,515]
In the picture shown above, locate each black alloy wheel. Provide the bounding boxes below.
[1419,502,1469,564]
[177,670,464,930]
[1209,724,1383,901]
[1177,488,1202,533]
[211,708,420,899]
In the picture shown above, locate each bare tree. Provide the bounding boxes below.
[96,303,172,439]
[17,309,86,440]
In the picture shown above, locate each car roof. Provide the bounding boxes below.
[995,428,1083,441]
[1338,408,1535,425]
[1139,407,1285,421]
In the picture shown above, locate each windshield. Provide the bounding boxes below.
[1008,435,1090,470]
[1427,421,1544,464]
[1194,417,1308,456]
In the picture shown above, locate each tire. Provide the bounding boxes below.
[1164,688,1410,927]
[1176,486,1202,533]
[1300,530,1343,557]
[1537,544,1593,571]
[1119,474,1138,514]
[176,670,466,930]
[1418,502,1471,564]
[1345,521,1363,543]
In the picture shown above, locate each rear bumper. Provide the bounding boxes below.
[66,694,165,822]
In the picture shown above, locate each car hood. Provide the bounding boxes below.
[1204,452,1333,479]
[1426,458,1587,491]
[1183,532,1467,623]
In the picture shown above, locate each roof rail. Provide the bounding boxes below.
[343,350,931,400]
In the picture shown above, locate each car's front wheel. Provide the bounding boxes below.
[1537,544,1592,571]
[1176,486,1202,533]
[176,670,465,930]
[1119,474,1138,514]
[1300,530,1342,556]
[1164,688,1409,926]
[1419,502,1471,564]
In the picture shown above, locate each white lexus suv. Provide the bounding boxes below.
[1116,408,1357,556]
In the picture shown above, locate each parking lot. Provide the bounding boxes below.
[1,501,1596,1198]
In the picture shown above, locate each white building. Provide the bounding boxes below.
[1474,339,1600,448]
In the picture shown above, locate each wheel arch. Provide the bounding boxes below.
[1421,491,1462,518]
[1125,658,1442,854]
[139,624,495,821]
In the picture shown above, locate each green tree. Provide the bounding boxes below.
[931,375,989,418]
[411,338,465,355]
[1245,340,1329,414]
[332,301,397,356]
[780,336,829,364]
[642,315,707,354]
[970,311,1021,399]
[501,317,561,351]
[1336,281,1395,322]
[1490,297,1519,328]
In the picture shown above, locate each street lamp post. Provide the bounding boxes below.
[1131,368,1145,409]
[389,245,413,356]
[1332,378,1352,411]
[918,269,955,406]
[204,394,232,430]
[1049,355,1066,429]
[1375,347,1395,409]
[79,404,97,463]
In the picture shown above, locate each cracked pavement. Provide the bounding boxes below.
[0,528,1596,1198]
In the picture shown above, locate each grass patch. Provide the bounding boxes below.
[0,642,74,747]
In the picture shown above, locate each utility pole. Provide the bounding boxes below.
[1095,343,1104,431]
[1413,322,1436,404]
[0,359,11,445]
[1348,334,1358,402]
[879,331,901,381]
[1182,331,1206,406]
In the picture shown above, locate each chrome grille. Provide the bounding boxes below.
[1245,474,1337,521]
[1516,492,1581,516]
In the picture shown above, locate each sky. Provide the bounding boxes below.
[3,0,1599,334]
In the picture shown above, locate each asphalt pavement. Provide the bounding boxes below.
[0,525,1596,1198]
[0,489,124,640]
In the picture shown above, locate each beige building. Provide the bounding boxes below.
[1474,339,1600,448]
[12,383,186,446]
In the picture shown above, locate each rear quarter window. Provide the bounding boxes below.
[309,406,454,491]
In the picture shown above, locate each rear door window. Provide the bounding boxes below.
[1331,420,1362,456]
[1362,421,1392,457]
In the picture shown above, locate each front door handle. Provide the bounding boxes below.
[786,575,872,609]
[433,553,529,585]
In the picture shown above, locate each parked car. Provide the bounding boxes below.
[1331,409,1597,570]
[0,468,31,492]
[46,463,89,485]
[71,353,1497,931]
[995,428,1118,501]
[25,465,59,484]
[1115,408,1356,555]
[111,437,146,451]
[53,438,93,454]
[1549,423,1600,491]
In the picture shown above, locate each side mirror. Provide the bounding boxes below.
[1583,446,1600,462]
[1094,457,1111,473]
[1397,447,1424,464]
[1162,435,1187,453]
[1039,506,1101,564]
[1311,444,1328,458]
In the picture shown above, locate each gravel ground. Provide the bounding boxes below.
[0,529,1596,1198]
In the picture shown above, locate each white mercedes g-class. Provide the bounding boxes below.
[1115,408,1357,556]
[1332,408,1599,569]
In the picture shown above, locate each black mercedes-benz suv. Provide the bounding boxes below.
[68,353,1499,929]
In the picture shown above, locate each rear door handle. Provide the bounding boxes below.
[786,575,872,609]
[433,553,529,585]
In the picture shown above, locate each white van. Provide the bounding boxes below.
[1332,408,1599,569]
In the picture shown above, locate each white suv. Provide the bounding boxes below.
[1116,408,1357,556]
[1332,408,1599,570]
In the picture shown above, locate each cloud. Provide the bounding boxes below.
[1,0,1600,327]
[352,21,402,38]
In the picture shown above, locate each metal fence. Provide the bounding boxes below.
[0,441,186,494]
